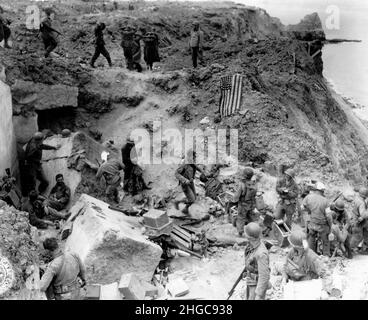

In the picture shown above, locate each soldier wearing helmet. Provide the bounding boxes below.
[350,187,368,252]
[39,8,61,58]
[242,222,270,300]
[0,5,12,49]
[189,20,204,68]
[275,167,299,229]
[231,167,258,236]
[282,230,333,296]
[326,199,352,258]
[120,24,142,72]
[174,149,205,214]
[90,22,112,68]
[301,181,332,256]
[23,132,60,195]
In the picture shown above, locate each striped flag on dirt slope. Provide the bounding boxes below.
[219,74,243,117]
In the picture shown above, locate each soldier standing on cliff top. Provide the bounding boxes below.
[90,22,112,68]
[39,8,62,58]
[0,6,11,49]
[189,21,204,68]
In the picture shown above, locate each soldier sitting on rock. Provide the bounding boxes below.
[22,190,69,229]
[44,174,71,211]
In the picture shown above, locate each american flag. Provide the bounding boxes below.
[219,74,243,117]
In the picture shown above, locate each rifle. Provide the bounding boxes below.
[227,265,247,300]
[332,191,343,202]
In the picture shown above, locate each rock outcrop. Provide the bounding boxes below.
[11,80,78,111]
[64,194,163,284]
[287,12,325,41]
[0,203,39,299]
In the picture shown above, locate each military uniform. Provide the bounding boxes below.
[22,197,50,229]
[327,206,352,258]
[121,29,142,72]
[302,193,331,256]
[91,24,112,67]
[233,180,257,235]
[40,16,58,57]
[96,158,124,203]
[275,175,299,228]
[283,247,333,291]
[243,240,270,300]
[189,28,204,68]
[143,32,160,71]
[24,137,56,194]
[175,164,199,205]
[350,195,368,249]
[48,182,71,211]
[0,12,11,47]
[40,251,86,300]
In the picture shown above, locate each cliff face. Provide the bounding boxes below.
[0,0,367,187]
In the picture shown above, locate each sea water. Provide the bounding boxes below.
[323,41,368,111]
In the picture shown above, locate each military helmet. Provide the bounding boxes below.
[314,182,326,192]
[333,199,345,212]
[285,168,296,178]
[242,167,254,180]
[193,21,199,26]
[61,129,71,137]
[359,187,368,198]
[288,230,306,249]
[244,222,261,239]
[34,132,44,141]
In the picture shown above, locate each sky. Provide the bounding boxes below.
[236,0,368,39]
[166,0,368,40]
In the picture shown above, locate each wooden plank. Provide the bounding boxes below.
[171,229,191,243]
[171,233,191,249]
[173,225,192,239]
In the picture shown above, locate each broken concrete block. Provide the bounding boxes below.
[144,283,159,298]
[118,273,146,300]
[65,194,162,285]
[143,209,169,229]
[188,202,210,221]
[100,282,122,300]
[167,278,190,297]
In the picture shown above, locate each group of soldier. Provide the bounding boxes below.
[1,6,205,70]
[174,157,368,299]
[9,131,153,299]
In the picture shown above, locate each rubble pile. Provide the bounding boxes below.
[0,202,39,298]
[64,194,163,284]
